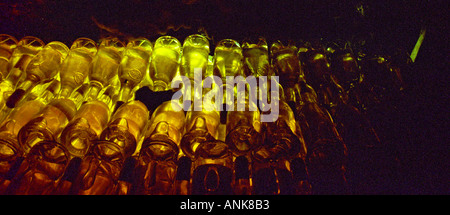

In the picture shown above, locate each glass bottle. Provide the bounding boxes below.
[180,103,220,159]
[60,100,111,158]
[4,36,45,88]
[116,37,153,109]
[58,38,97,99]
[9,140,70,195]
[225,92,262,157]
[180,34,210,82]
[0,95,50,194]
[191,138,233,195]
[271,41,304,88]
[86,37,124,101]
[133,101,185,194]
[242,37,270,77]
[252,101,306,195]
[149,36,181,91]
[296,81,349,194]
[73,100,149,195]
[0,34,18,81]
[213,39,243,82]
[0,36,45,111]
[302,48,347,109]
[6,41,69,108]
[17,98,77,154]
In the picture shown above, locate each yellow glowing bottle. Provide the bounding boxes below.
[116,37,152,108]
[6,41,69,108]
[60,100,111,158]
[58,38,97,99]
[4,36,45,88]
[0,37,44,111]
[0,95,50,194]
[180,34,210,82]
[134,101,185,194]
[213,39,243,83]
[73,100,149,195]
[242,37,270,77]
[86,37,124,101]
[149,36,181,91]
[0,34,18,81]
[17,98,77,154]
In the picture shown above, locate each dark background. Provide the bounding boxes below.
[0,0,448,194]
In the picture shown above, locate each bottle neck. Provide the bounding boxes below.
[152,81,167,92]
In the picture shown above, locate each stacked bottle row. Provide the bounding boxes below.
[0,33,405,194]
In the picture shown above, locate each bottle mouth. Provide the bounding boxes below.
[226,126,260,156]
[141,135,179,161]
[18,121,54,154]
[26,140,70,181]
[64,129,96,158]
[91,140,125,163]
[28,141,69,164]
[180,129,213,159]
[195,140,230,159]
[0,134,21,161]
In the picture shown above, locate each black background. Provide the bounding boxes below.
[0,0,448,194]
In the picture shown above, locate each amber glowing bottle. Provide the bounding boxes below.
[213,39,243,81]
[180,103,220,159]
[149,36,181,92]
[9,140,70,195]
[225,98,262,157]
[252,101,306,195]
[0,95,50,194]
[0,34,18,81]
[116,37,152,108]
[6,41,69,108]
[73,100,149,195]
[86,37,124,101]
[17,98,77,154]
[180,34,210,82]
[58,38,97,99]
[60,100,111,158]
[296,81,349,194]
[191,138,233,195]
[134,101,185,195]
